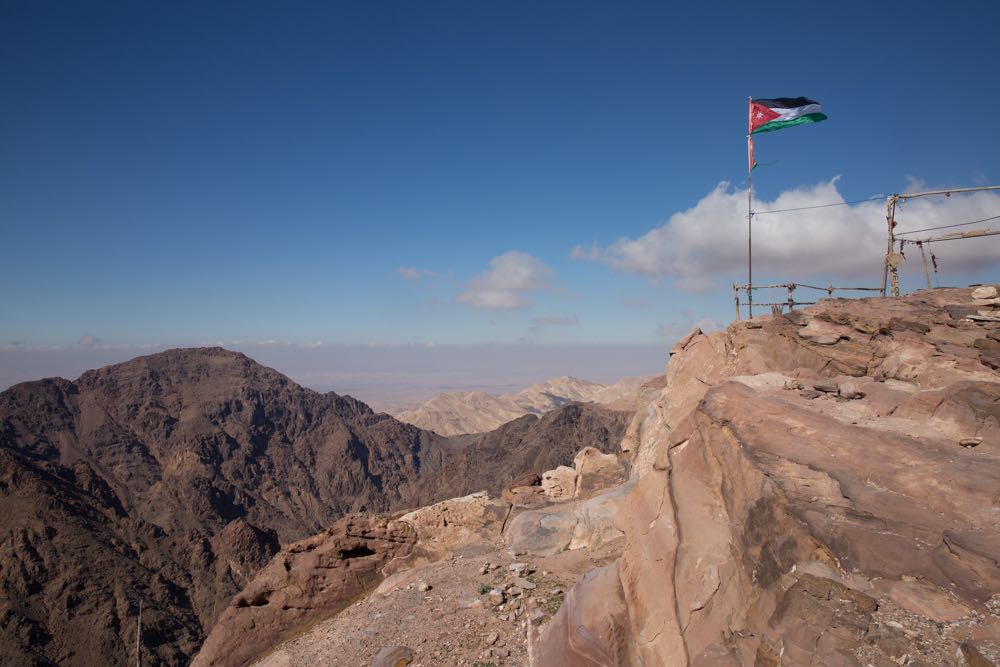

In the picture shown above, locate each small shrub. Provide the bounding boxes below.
[545,592,565,615]
[477,583,491,595]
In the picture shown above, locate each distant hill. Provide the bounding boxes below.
[0,347,631,665]
[394,374,650,435]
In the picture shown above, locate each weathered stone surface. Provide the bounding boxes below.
[533,563,630,667]
[371,645,414,667]
[572,447,626,499]
[971,285,998,300]
[192,515,416,667]
[540,465,577,501]
[395,491,511,560]
[541,288,1000,667]
[505,483,630,556]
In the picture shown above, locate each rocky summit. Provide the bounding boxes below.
[537,286,1000,666]
[0,347,629,666]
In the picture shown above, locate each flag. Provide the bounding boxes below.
[749,97,827,134]
[748,136,756,171]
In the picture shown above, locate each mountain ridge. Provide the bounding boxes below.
[395,374,650,436]
[0,346,630,665]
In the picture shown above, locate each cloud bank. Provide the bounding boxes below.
[573,180,1000,291]
[458,251,554,310]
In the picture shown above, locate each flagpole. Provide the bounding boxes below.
[747,97,753,319]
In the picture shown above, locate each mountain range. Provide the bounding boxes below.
[0,347,630,665]
[394,374,649,436]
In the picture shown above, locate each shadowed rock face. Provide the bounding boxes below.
[539,287,1000,666]
[0,348,454,666]
[0,347,633,665]
[431,403,631,500]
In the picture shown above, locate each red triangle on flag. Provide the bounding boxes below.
[749,102,780,133]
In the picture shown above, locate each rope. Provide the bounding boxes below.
[895,213,1000,236]
[753,195,884,216]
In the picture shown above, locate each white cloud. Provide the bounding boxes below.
[458,251,554,310]
[574,179,1000,291]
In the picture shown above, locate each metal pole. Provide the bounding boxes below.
[881,195,897,296]
[917,241,931,289]
[747,97,754,319]
[895,185,1000,199]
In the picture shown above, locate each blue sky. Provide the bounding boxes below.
[2,1,999,398]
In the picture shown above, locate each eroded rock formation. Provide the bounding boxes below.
[538,287,1000,666]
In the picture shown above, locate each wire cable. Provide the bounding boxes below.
[895,213,1000,236]
[753,195,884,216]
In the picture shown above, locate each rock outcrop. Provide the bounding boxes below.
[538,287,1000,666]
[193,515,418,667]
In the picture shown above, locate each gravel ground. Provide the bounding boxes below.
[254,537,623,666]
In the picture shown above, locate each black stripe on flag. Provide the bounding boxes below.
[753,97,819,109]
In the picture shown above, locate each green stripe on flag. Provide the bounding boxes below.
[751,112,827,134]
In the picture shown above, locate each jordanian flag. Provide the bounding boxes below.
[749,97,827,134]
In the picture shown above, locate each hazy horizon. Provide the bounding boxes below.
[0,340,670,412]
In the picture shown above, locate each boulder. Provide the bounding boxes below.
[192,515,416,667]
[505,483,631,556]
[971,285,998,300]
[540,466,577,501]
[572,447,626,499]
[395,491,511,559]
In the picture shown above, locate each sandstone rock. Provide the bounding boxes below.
[193,515,416,667]
[572,447,626,499]
[540,466,577,500]
[416,582,431,592]
[371,645,414,667]
[814,381,839,393]
[971,285,998,300]
[838,380,865,399]
[396,492,511,559]
[506,483,630,556]
[533,563,629,666]
[798,318,850,345]
[514,577,536,590]
[541,288,1000,666]
[670,327,703,355]
[876,578,971,622]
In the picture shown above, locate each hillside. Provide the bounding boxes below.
[395,374,649,436]
[0,347,631,665]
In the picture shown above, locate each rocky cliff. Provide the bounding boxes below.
[537,286,1000,666]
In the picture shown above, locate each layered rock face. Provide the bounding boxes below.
[538,287,1000,666]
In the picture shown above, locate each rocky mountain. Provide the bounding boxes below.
[395,374,649,436]
[0,347,630,666]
